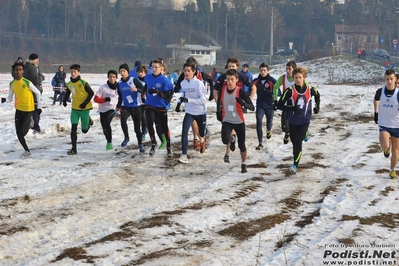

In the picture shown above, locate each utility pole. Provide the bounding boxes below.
[100,4,103,42]
[225,13,228,50]
[270,7,274,64]
[341,19,344,54]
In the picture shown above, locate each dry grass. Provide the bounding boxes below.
[379,186,394,197]
[341,213,399,229]
[320,178,348,195]
[51,247,99,263]
[295,209,321,228]
[0,226,29,236]
[366,143,381,154]
[218,214,290,241]
[279,189,303,212]
[337,237,355,246]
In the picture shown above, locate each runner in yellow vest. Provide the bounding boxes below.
[1,62,42,158]
[62,64,94,155]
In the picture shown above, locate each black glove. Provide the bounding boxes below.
[175,102,182,112]
[1,98,6,103]
[179,97,188,103]
[374,112,378,124]
[105,97,111,102]
[63,101,67,107]
[141,97,146,104]
[148,88,158,94]
[235,97,246,106]
[216,110,222,122]
[273,101,278,111]
[313,106,319,114]
[37,109,42,115]
[79,103,86,109]
[290,105,301,112]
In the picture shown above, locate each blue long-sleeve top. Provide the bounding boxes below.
[144,73,173,109]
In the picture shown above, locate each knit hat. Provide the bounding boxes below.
[134,61,141,67]
[29,53,39,60]
[119,63,129,72]
[242,63,249,68]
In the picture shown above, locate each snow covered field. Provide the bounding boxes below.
[0,56,398,265]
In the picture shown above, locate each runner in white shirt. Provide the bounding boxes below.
[178,62,207,164]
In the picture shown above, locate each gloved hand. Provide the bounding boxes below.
[141,97,146,104]
[273,101,278,111]
[216,110,222,122]
[105,97,111,102]
[235,97,246,106]
[290,105,301,112]
[175,102,182,112]
[179,97,188,103]
[37,109,42,115]
[374,112,378,124]
[148,88,158,94]
[63,101,67,107]
[79,103,86,109]
[313,106,319,114]
[1,98,6,103]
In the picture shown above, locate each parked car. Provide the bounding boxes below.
[276,49,298,56]
[372,49,390,60]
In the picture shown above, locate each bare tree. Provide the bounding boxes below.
[230,0,252,49]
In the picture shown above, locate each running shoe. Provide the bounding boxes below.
[266,131,272,139]
[121,138,130,147]
[304,131,310,142]
[390,170,398,180]
[178,154,189,164]
[20,151,31,158]
[139,144,145,153]
[193,139,200,151]
[255,143,263,150]
[283,133,290,144]
[205,127,211,139]
[149,145,156,155]
[106,142,113,150]
[167,148,173,157]
[67,149,77,155]
[290,164,297,175]
[224,154,230,163]
[200,140,206,153]
[384,148,391,158]
[241,164,247,173]
[230,134,236,152]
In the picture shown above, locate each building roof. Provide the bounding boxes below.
[166,44,221,51]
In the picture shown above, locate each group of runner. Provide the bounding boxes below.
[2,55,323,175]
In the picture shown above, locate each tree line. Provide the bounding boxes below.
[0,0,397,66]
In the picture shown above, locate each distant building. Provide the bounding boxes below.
[335,24,379,53]
[166,44,221,65]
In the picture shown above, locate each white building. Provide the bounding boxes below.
[166,44,221,65]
